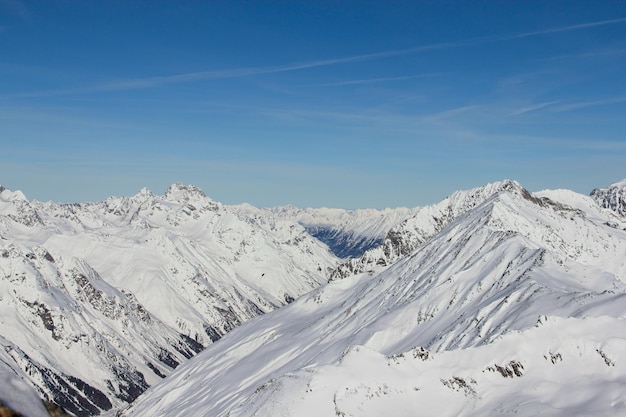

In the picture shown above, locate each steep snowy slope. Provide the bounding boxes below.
[591,178,626,218]
[122,181,626,417]
[0,184,338,416]
[331,180,528,279]
[234,204,417,259]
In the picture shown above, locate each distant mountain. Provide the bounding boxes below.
[591,178,626,218]
[233,205,418,259]
[121,181,626,417]
[304,225,384,258]
[0,184,338,416]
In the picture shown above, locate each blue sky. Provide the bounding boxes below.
[1,1,626,208]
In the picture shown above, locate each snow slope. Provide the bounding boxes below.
[122,181,626,417]
[0,184,338,416]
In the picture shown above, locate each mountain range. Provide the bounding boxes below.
[1,179,625,417]
[0,184,337,416]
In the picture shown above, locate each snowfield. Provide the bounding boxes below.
[121,180,626,417]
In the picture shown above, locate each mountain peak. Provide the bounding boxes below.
[0,187,28,202]
[136,187,154,197]
[164,183,208,202]
[490,178,522,190]
[128,187,155,204]
[610,178,626,189]
[449,179,524,200]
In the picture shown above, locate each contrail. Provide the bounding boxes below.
[4,16,625,98]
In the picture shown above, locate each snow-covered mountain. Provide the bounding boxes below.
[331,180,532,279]
[121,180,626,417]
[233,205,418,259]
[0,184,338,416]
[591,178,626,218]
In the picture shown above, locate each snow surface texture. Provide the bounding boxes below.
[0,184,338,416]
[122,181,626,417]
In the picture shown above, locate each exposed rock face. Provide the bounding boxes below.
[0,401,73,417]
[591,179,626,218]
[0,402,22,417]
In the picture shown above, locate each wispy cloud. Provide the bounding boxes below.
[2,50,458,98]
[316,73,442,87]
[552,96,626,112]
[510,100,560,116]
[419,105,481,123]
[570,139,626,151]
[4,16,625,99]
[511,17,626,39]
[539,48,626,61]
[0,0,30,21]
